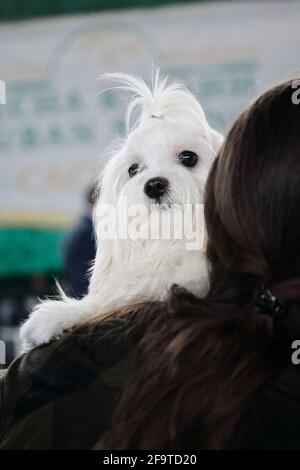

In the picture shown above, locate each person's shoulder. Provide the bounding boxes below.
[3,313,140,392]
[0,314,140,449]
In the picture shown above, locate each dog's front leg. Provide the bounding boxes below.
[19,295,96,353]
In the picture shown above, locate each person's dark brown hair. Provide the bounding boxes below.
[95,79,300,449]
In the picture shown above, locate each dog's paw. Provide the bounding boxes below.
[19,299,85,352]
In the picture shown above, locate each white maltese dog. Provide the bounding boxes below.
[20,71,223,351]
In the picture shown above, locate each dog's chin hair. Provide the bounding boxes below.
[153,200,173,209]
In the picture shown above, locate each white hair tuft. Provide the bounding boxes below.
[98,69,208,134]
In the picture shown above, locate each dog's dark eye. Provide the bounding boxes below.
[128,164,140,178]
[179,151,198,168]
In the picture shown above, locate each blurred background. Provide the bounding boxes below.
[0,0,299,365]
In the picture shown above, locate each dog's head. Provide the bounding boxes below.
[95,71,223,250]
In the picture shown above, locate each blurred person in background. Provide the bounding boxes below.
[62,184,98,299]
[1,80,300,450]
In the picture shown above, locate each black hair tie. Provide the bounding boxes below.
[256,286,288,320]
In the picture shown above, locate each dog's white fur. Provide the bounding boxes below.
[20,71,223,351]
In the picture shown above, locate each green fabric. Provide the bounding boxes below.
[0,316,139,449]
[0,227,65,277]
[0,0,212,21]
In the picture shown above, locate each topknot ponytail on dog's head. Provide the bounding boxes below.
[98,68,220,147]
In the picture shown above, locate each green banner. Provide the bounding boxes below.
[0,228,65,277]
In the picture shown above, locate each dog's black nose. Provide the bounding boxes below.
[144,177,169,200]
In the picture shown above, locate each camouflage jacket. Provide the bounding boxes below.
[0,316,139,450]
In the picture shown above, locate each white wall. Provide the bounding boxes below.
[0,1,299,227]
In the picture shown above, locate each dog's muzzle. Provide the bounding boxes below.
[144,177,169,202]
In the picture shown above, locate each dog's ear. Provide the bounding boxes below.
[210,128,224,153]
